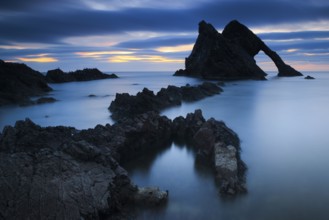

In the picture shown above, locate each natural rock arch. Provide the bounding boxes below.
[175,20,302,80]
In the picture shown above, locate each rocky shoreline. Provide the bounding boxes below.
[0,107,246,219]
[1,50,247,218]
[0,60,118,106]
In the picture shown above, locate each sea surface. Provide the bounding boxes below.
[1,71,329,220]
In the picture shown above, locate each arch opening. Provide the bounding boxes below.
[254,50,277,76]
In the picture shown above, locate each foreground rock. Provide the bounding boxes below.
[0,115,170,219]
[0,60,52,106]
[175,20,302,80]
[109,82,222,120]
[46,68,118,83]
[0,109,246,219]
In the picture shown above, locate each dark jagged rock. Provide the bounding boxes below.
[46,68,118,83]
[305,75,315,80]
[0,117,169,219]
[0,109,246,218]
[172,109,206,141]
[0,60,52,106]
[109,82,222,120]
[175,20,302,80]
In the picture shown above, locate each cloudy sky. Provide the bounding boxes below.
[1,0,329,72]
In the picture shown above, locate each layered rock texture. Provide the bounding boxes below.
[109,82,222,120]
[0,114,170,219]
[0,60,52,106]
[175,20,302,80]
[46,68,118,83]
[0,109,246,219]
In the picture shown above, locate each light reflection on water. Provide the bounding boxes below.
[1,72,329,219]
[160,73,329,220]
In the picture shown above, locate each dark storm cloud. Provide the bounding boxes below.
[0,0,80,11]
[0,8,196,43]
[259,31,329,40]
[1,0,329,44]
[195,1,329,27]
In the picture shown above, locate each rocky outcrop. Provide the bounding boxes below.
[0,109,246,219]
[175,20,302,80]
[174,110,247,194]
[0,116,170,219]
[193,118,247,195]
[0,60,52,106]
[109,82,222,120]
[46,68,118,83]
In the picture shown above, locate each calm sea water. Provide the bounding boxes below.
[1,71,329,220]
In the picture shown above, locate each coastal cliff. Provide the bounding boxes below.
[0,60,52,106]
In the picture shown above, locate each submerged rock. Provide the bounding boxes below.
[175,20,302,80]
[133,187,168,206]
[46,68,118,83]
[305,75,315,80]
[35,97,57,104]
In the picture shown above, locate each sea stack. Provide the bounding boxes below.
[175,20,302,80]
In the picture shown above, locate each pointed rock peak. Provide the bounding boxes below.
[224,19,244,29]
[223,20,257,40]
[198,20,218,35]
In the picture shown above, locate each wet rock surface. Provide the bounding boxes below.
[175,20,302,80]
[0,60,52,106]
[109,82,222,120]
[46,68,118,83]
[192,117,247,194]
[133,187,168,206]
[0,108,246,219]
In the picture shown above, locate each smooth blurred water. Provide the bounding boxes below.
[0,72,201,130]
[1,72,329,220]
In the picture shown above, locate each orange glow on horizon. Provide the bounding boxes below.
[17,56,58,63]
[258,61,329,72]
[75,51,135,58]
[108,55,184,63]
[156,44,194,53]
